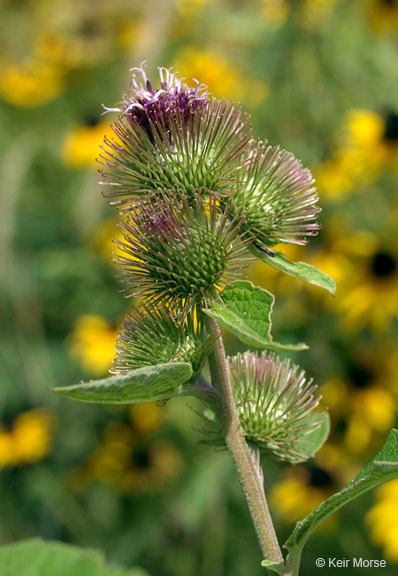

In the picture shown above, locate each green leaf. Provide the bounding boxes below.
[293,412,330,461]
[0,539,148,576]
[203,280,308,353]
[284,429,398,576]
[50,362,193,404]
[260,559,285,574]
[251,245,336,295]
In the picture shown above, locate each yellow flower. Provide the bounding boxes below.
[0,60,64,108]
[0,431,14,468]
[130,403,164,438]
[118,20,141,50]
[175,0,214,17]
[67,315,119,376]
[315,109,398,200]
[0,410,54,469]
[335,232,397,332]
[259,0,291,26]
[172,47,268,106]
[89,216,125,263]
[315,442,352,481]
[269,466,335,524]
[344,386,396,454]
[366,479,398,562]
[74,418,182,494]
[298,0,341,30]
[310,229,397,332]
[90,423,133,484]
[314,151,357,200]
[32,8,128,71]
[61,121,114,169]
[319,377,349,416]
[319,346,397,458]
[367,0,398,36]
[343,109,388,172]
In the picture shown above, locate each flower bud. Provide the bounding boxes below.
[229,351,324,463]
[232,141,320,248]
[114,192,252,316]
[99,65,252,210]
[112,306,210,376]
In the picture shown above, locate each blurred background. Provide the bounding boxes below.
[0,0,397,574]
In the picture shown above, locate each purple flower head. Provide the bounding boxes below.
[118,63,209,132]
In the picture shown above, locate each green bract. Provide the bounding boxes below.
[115,192,251,315]
[98,65,333,298]
[231,141,320,248]
[229,351,327,463]
[99,99,251,210]
[112,306,211,376]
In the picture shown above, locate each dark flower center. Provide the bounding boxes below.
[348,364,373,389]
[380,0,397,8]
[133,447,151,469]
[84,115,100,127]
[308,466,333,488]
[370,251,397,278]
[383,112,398,142]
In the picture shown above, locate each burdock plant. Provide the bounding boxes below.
[53,65,398,575]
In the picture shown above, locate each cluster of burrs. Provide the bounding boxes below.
[99,63,326,463]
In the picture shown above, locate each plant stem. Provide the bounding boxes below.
[206,317,284,566]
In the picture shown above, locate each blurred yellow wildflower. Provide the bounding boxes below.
[175,0,214,17]
[259,0,291,26]
[89,216,125,263]
[269,466,335,524]
[366,479,398,562]
[74,418,182,493]
[35,29,113,71]
[309,229,397,331]
[298,0,341,30]
[334,232,397,332]
[344,387,396,455]
[130,403,164,438]
[118,20,141,50]
[314,151,356,200]
[0,410,54,469]
[319,347,397,458]
[173,47,268,106]
[316,109,398,200]
[67,315,119,376]
[315,442,352,483]
[367,0,398,36]
[31,2,140,71]
[62,121,114,169]
[0,60,65,108]
[344,109,391,171]
[319,377,349,416]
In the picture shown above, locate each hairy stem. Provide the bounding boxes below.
[206,317,284,566]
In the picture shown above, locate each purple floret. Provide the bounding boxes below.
[122,64,209,132]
